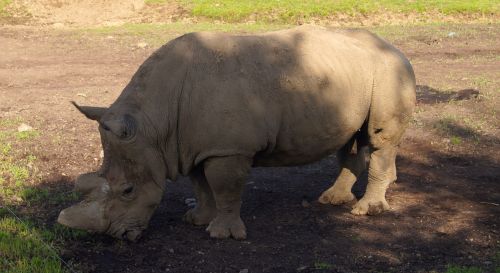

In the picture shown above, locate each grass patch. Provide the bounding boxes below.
[446,265,483,273]
[82,22,289,46]
[0,116,85,272]
[450,136,462,145]
[86,21,288,35]
[80,21,500,51]
[314,261,333,270]
[0,212,87,273]
[0,117,22,127]
[0,0,12,16]
[1,142,11,156]
[472,76,493,89]
[145,0,168,4]
[19,188,50,204]
[15,130,40,141]
[0,156,30,185]
[0,216,64,273]
[434,116,481,142]
[179,0,500,22]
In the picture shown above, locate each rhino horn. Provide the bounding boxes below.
[57,201,109,232]
[71,101,107,121]
[75,172,107,195]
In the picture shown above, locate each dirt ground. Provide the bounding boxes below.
[0,23,499,273]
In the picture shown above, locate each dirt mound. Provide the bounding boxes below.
[9,0,185,26]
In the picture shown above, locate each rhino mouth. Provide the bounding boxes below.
[122,229,143,241]
[107,223,145,242]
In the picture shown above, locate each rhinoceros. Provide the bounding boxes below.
[58,26,415,241]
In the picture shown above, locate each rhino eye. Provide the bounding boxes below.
[123,186,134,195]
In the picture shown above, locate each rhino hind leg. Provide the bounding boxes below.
[318,137,368,205]
[183,169,217,225]
[203,155,251,240]
[351,146,397,215]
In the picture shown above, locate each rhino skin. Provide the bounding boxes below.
[58,25,416,241]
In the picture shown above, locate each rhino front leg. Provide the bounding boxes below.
[203,155,251,240]
[183,168,217,225]
[319,139,367,205]
[351,146,397,215]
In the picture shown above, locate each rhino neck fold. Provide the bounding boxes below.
[113,36,196,180]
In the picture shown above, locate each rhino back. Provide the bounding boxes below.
[174,27,402,171]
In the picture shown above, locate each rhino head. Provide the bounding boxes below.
[58,102,168,241]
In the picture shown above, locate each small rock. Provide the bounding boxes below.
[301,199,311,208]
[106,35,114,39]
[17,123,33,132]
[239,269,248,273]
[184,198,196,205]
[136,42,148,49]
[168,248,174,254]
[99,150,104,158]
[447,32,456,37]
[77,93,87,97]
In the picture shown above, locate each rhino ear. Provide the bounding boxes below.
[71,101,107,121]
[101,115,137,140]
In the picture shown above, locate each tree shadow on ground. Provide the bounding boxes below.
[416,85,479,105]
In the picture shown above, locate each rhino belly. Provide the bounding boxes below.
[253,117,360,167]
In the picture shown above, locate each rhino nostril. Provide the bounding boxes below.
[123,230,142,242]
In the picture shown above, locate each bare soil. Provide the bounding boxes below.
[0,23,499,272]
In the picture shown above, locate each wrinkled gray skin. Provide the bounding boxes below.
[58,26,416,241]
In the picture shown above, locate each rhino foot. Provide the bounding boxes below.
[183,206,217,226]
[318,187,355,205]
[351,196,390,215]
[206,215,246,240]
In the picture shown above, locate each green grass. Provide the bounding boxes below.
[450,135,462,145]
[0,0,12,16]
[86,21,288,35]
[1,142,11,156]
[180,0,500,22]
[314,261,333,270]
[145,0,168,4]
[0,133,34,202]
[82,21,289,46]
[81,20,500,50]
[15,130,40,141]
[0,118,86,273]
[0,211,88,273]
[433,116,483,143]
[0,217,64,273]
[0,117,22,127]
[446,265,483,273]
